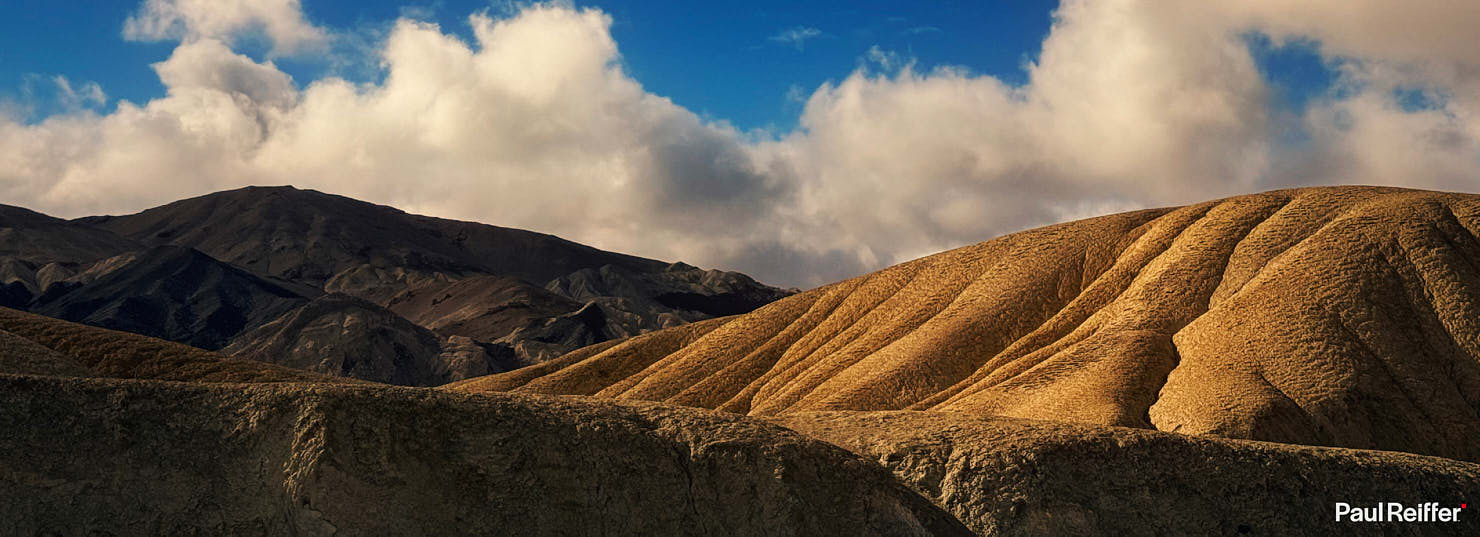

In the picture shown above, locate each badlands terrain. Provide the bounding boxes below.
[3,186,1479,535]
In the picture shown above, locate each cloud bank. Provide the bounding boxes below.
[3,0,1480,288]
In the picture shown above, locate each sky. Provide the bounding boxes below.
[1,0,1478,288]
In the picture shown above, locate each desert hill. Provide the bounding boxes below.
[770,411,1480,535]
[0,374,973,536]
[452,186,1480,463]
[0,306,347,384]
[3,371,1476,535]
[1,228,1478,534]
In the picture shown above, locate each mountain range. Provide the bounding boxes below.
[0,186,792,385]
[3,185,1479,535]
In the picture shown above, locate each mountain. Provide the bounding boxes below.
[71,185,793,368]
[78,185,668,288]
[0,204,140,305]
[3,200,1479,534]
[384,274,581,342]
[0,204,138,266]
[223,293,509,386]
[29,245,312,350]
[451,186,1480,463]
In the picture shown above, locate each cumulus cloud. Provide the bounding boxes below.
[124,0,329,55]
[4,0,1480,288]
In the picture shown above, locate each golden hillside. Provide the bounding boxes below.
[0,306,353,384]
[450,186,1480,462]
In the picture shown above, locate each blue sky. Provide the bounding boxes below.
[0,1,1346,135]
[0,0,1354,133]
[4,1,1056,130]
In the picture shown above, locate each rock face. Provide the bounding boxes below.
[455,187,1480,463]
[0,375,969,537]
[224,294,495,386]
[771,411,1480,536]
[29,245,311,350]
[385,274,581,343]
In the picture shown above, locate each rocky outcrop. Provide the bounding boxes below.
[771,411,1480,536]
[385,274,581,342]
[0,375,968,536]
[457,187,1480,463]
[224,294,495,386]
[547,262,794,335]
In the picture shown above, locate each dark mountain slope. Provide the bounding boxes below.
[385,274,581,342]
[225,294,508,386]
[75,185,793,365]
[30,246,310,350]
[0,204,138,265]
[79,185,666,287]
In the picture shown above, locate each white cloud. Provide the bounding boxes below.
[769,27,823,51]
[51,76,107,111]
[4,0,1480,288]
[123,0,329,55]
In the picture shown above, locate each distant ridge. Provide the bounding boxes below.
[78,185,666,287]
[0,186,791,383]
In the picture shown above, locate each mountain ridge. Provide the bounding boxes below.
[2,186,792,384]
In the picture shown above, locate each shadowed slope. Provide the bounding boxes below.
[0,328,94,377]
[72,186,792,365]
[225,294,501,386]
[0,204,138,265]
[0,306,351,384]
[0,375,969,536]
[29,246,311,350]
[79,185,666,287]
[771,411,1480,536]
[385,274,580,342]
[455,187,1480,462]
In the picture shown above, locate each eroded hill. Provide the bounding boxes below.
[1,271,1477,535]
[451,187,1480,463]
